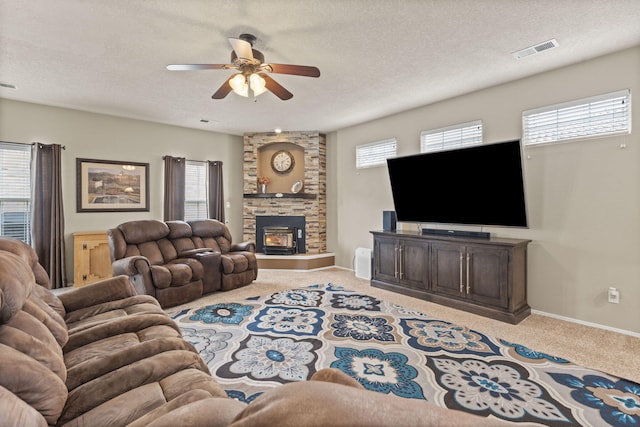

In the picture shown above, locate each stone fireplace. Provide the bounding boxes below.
[243,131,327,254]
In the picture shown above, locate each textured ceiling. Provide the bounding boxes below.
[1,0,639,136]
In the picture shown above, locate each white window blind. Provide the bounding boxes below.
[523,90,631,146]
[420,120,483,153]
[356,138,397,169]
[0,142,31,243]
[184,160,207,221]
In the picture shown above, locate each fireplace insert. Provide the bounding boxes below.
[263,226,297,255]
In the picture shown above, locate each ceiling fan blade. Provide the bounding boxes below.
[212,76,234,99]
[267,64,320,78]
[166,64,228,71]
[261,74,293,100]
[228,37,254,61]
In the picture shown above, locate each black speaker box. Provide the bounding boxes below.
[383,211,397,231]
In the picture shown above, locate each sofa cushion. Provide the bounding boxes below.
[133,396,246,427]
[0,252,33,323]
[170,258,204,280]
[64,294,164,334]
[61,351,212,426]
[60,369,229,427]
[221,253,250,274]
[65,337,201,392]
[164,263,193,286]
[32,283,66,320]
[0,385,48,427]
[22,297,68,348]
[63,313,182,355]
[138,241,167,265]
[0,237,51,289]
[0,345,67,426]
[118,220,170,244]
[166,220,193,239]
[189,219,233,254]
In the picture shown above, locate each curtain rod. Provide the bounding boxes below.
[33,142,66,150]
[162,156,220,165]
[1,141,67,150]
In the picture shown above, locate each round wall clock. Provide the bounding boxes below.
[271,150,295,174]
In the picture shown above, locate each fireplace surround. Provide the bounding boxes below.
[243,131,326,254]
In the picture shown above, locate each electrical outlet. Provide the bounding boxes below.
[607,287,620,304]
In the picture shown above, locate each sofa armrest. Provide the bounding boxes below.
[58,275,137,313]
[112,255,151,276]
[229,380,515,427]
[231,241,255,253]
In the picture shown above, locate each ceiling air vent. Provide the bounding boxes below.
[512,39,559,60]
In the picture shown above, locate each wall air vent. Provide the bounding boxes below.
[512,39,559,60]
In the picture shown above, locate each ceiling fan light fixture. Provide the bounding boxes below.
[229,73,249,97]
[249,73,267,96]
[168,33,320,101]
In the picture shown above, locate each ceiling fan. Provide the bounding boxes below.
[166,33,320,101]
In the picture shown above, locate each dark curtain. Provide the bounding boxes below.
[207,160,225,222]
[163,156,186,221]
[31,143,66,288]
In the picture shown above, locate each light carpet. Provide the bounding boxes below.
[167,281,640,427]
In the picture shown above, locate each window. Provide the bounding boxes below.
[356,138,397,169]
[420,120,483,153]
[184,160,207,220]
[0,142,31,243]
[523,90,631,146]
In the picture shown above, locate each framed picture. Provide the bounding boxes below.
[76,158,149,212]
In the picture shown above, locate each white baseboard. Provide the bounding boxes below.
[337,268,640,338]
[532,309,640,338]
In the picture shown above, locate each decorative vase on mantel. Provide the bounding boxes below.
[260,183,267,194]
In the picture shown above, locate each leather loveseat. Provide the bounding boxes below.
[107,219,258,308]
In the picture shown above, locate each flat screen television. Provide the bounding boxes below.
[386,139,528,230]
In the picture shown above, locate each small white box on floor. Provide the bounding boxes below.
[354,247,372,280]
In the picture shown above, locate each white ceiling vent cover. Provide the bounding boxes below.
[512,39,559,59]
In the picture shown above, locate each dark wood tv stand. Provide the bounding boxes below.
[370,230,531,324]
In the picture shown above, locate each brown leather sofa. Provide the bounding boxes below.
[0,237,244,426]
[107,219,258,308]
[0,237,512,427]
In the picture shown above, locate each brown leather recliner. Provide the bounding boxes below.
[107,219,257,308]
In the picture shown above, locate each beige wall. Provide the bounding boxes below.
[0,99,244,281]
[329,46,640,333]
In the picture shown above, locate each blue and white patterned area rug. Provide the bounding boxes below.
[167,283,640,426]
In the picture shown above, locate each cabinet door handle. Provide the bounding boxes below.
[394,245,399,278]
[466,253,471,294]
[398,245,404,279]
[459,252,464,292]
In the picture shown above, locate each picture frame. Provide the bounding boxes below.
[76,158,149,212]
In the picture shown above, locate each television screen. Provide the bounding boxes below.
[386,139,528,228]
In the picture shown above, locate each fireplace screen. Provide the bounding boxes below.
[263,226,297,255]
